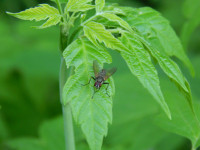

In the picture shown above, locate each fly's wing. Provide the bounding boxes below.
[93,60,100,78]
[104,67,117,81]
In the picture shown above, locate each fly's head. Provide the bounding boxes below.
[94,82,102,89]
[94,77,104,89]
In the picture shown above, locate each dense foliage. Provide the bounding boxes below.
[1,0,200,150]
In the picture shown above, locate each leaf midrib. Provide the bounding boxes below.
[80,38,97,148]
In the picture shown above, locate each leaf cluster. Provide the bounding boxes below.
[6,0,196,150]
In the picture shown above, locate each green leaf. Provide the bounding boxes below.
[63,38,114,150]
[99,13,133,32]
[121,7,194,76]
[83,21,127,52]
[66,0,94,12]
[103,5,126,15]
[95,0,105,13]
[102,72,167,150]
[120,32,171,119]
[155,78,200,150]
[7,4,61,29]
[133,32,194,113]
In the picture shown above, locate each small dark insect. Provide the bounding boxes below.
[82,60,117,99]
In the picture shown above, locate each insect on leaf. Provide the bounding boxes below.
[63,37,114,150]
[104,68,117,81]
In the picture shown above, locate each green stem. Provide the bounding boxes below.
[191,145,196,150]
[55,0,67,22]
[55,0,63,15]
[81,14,98,26]
[59,57,76,150]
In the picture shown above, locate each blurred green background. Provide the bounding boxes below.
[0,0,200,150]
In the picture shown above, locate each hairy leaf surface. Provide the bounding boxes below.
[121,7,194,75]
[63,38,114,150]
[7,4,61,29]
[83,21,127,52]
[120,32,171,119]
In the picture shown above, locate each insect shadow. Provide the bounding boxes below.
[81,60,117,99]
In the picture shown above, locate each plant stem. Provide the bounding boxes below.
[55,0,63,15]
[81,14,98,26]
[59,57,76,150]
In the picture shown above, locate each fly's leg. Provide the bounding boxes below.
[103,82,110,97]
[81,76,95,86]
[92,89,99,99]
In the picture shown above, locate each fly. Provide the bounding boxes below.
[82,60,117,99]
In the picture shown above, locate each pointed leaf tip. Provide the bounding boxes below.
[7,4,61,29]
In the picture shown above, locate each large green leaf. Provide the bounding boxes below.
[155,78,200,150]
[121,7,194,75]
[65,0,94,12]
[133,32,194,113]
[7,4,61,29]
[83,21,127,52]
[120,32,171,119]
[63,38,114,150]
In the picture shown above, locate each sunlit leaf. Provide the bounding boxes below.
[66,0,94,12]
[95,0,105,13]
[83,21,127,52]
[63,38,114,150]
[120,32,171,119]
[103,5,126,15]
[121,7,194,75]
[7,4,61,29]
